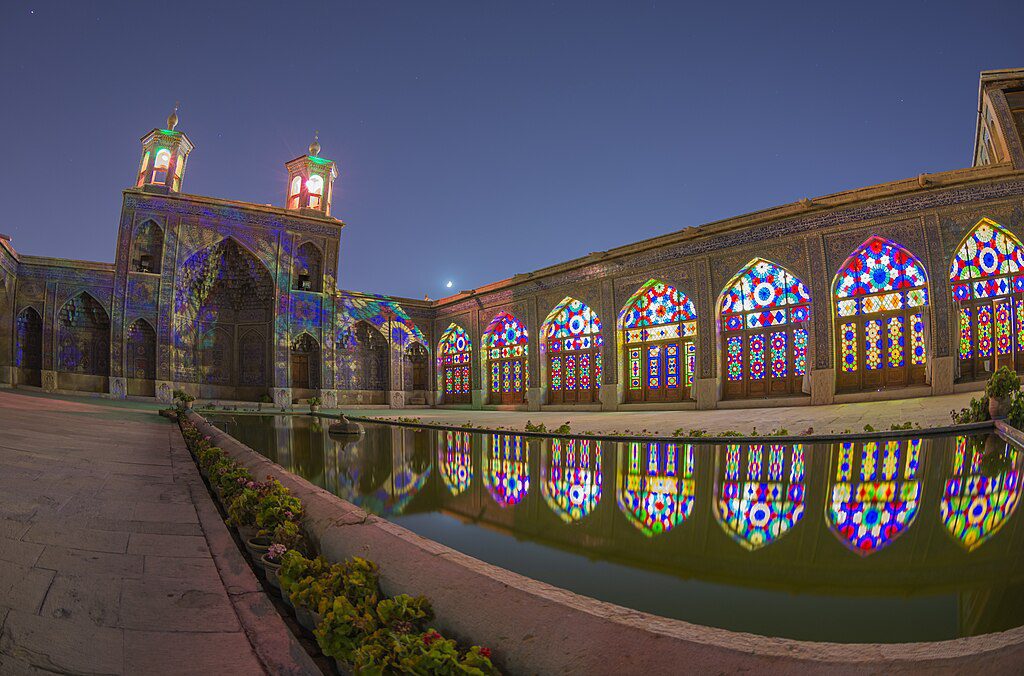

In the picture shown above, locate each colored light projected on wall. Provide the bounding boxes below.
[438,429,473,497]
[57,292,111,375]
[338,293,425,347]
[484,434,530,507]
[941,436,1022,551]
[714,444,806,550]
[617,442,695,536]
[827,438,922,555]
[541,438,602,523]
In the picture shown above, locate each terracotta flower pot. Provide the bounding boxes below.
[310,405,320,414]
[989,395,1010,419]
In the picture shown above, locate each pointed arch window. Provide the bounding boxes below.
[293,242,323,292]
[288,175,302,210]
[950,218,1024,381]
[541,297,602,405]
[714,443,805,550]
[617,442,695,537]
[306,174,324,209]
[437,323,472,404]
[482,311,529,405]
[719,259,811,399]
[827,438,922,555]
[834,237,928,393]
[151,148,171,184]
[131,220,164,273]
[621,280,697,403]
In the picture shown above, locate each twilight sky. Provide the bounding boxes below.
[1,1,1022,300]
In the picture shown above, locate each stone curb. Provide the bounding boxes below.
[186,411,1024,675]
[170,429,321,675]
[341,413,995,444]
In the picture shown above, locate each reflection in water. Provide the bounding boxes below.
[483,434,529,507]
[617,442,695,536]
[439,430,473,496]
[541,439,602,523]
[715,443,806,550]
[207,415,1024,642]
[942,437,1022,551]
[828,439,922,555]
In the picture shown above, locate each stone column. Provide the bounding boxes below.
[527,296,542,411]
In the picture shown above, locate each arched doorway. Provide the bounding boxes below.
[541,297,602,405]
[833,237,929,393]
[620,280,697,403]
[343,321,389,401]
[482,311,529,405]
[437,323,472,404]
[719,260,811,399]
[950,218,1024,381]
[174,238,273,400]
[57,292,110,392]
[404,342,429,392]
[126,318,156,396]
[15,306,42,387]
[290,333,321,394]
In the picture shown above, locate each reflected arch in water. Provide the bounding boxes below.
[483,434,530,507]
[941,436,1022,551]
[438,430,474,497]
[714,443,806,551]
[334,427,431,516]
[827,439,922,555]
[541,438,602,523]
[617,442,695,536]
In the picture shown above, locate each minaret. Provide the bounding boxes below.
[135,104,194,193]
[284,131,339,217]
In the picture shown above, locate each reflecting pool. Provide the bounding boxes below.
[206,414,1024,643]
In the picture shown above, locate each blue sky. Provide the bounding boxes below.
[1,1,1022,298]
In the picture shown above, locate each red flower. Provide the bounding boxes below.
[480,647,492,659]
[423,630,442,646]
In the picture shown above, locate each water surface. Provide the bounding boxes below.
[207,414,1024,643]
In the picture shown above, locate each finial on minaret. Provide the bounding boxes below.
[309,130,321,157]
[167,102,179,131]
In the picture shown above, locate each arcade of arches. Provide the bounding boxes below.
[433,220,1024,409]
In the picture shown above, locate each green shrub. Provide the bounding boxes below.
[951,396,989,425]
[987,366,1021,399]
[376,594,433,633]
[351,628,499,675]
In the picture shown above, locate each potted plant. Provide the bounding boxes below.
[261,543,287,589]
[986,366,1021,419]
[173,388,196,411]
[257,393,272,411]
[245,533,273,562]
[309,396,322,414]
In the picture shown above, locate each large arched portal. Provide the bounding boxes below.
[57,292,110,392]
[174,238,274,400]
[15,306,43,387]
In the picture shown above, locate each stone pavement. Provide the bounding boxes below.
[359,391,980,436]
[0,389,319,675]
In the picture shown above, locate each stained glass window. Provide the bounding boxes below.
[834,237,929,392]
[941,436,1021,551]
[542,297,602,404]
[617,442,695,536]
[484,434,529,507]
[621,280,697,403]
[950,218,1024,381]
[438,430,473,497]
[541,438,602,523]
[437,323,472,404]
[714,444,805,550]
[719,259,811,399]
[827,438,922,554]
[482,312,529,405]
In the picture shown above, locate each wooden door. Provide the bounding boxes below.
[291,353,310,389]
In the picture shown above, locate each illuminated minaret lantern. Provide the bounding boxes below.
[135,105,194,193]
[285,132,338,217]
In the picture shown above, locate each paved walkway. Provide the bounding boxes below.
[360,391,980,436]
[0,390,318,675]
